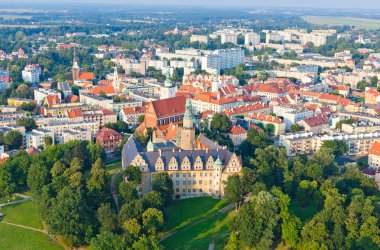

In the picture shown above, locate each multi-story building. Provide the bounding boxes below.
[190,35,208,44]
[22,64,41,83]
[67,108,117,127]
[96,128,122,153]
[34,88,61,105]
[119,106,146,125]
[244,32,261,46]
[280,131,380,156]
[25,128,55,149]
[122,137,242,199]
[40,102,91,117]
[201,48,245,71]
[228,125,248,147]
[42,120,99,143]
[62,128,92,143]
[272,105,314,130]
[7,98,36,107]
[245,113,286,136]
[80,92,113,108]
[368,141,380,170]
[221,33,238,45]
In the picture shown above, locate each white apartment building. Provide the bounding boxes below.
[22,64,41,83]
[62,128,92,143]
[42,120,99,144]
[280,131,380,156]
[25,128,55,149]
[266,33,284,44]
[80,92,113,108]
[300,34,327,47]
[201,48,245,71]
[221,33,238,45]
[272,105,314,130]
[190,35,208,44]
[245,32,261,46]
[34,88,61,105]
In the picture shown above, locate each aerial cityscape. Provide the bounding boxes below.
[0,1,379,249]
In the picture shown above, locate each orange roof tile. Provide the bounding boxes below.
[369,141,380,156]
[79,72,95,80]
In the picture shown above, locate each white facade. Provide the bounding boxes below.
[62,128,92,143]
[34,88,61,105]
[25,128,55,149]
[201,48,245,71]
[42,121,99,144]
[221,33,238,45]
[22,65,41,83]
[272,105,314,130]
[190,35,209,44]
[245,32,261,45]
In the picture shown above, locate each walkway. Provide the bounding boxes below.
[0,193,31,208]
[1,221,48,234]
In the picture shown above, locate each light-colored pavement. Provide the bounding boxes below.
[0,193,31,207]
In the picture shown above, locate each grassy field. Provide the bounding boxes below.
[0,201,43,229]
[0,195,23,204]
[161,211,234,250]
[0,223,63,250]
[303,16,380,30]
[105,159,122,174]
[162,197,229,233]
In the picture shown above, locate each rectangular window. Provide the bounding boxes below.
[199,180,202,184]
[193,180,196,184]
[188,189,191,193]
[183,181,186,185]
[188,173,191,177]
[199,189,203,193]
[183,189,186,193]
[176,173,179,177]
[200,173,203,177]
[176,181,180,185]
[188,180,191,184]
[193,189,196,193]
[176,188,179,192]
[183,173,186,177]
[170,173,173,177]
[193,173,196,177]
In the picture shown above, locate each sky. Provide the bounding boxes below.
[7,0,380,9]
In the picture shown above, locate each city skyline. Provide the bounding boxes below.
[7,0,380,9]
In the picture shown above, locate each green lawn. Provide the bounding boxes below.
[0,201,43,229]
[161,211,234,250]
[289,200,319,223]
[105,160,122,174]
[302,15,380,30]
[162,197,229,233]
[0,195,23,204]
[0,223,63,250]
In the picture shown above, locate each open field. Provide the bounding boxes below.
[0,24,53,28]
[303,16,380,29]
[0,224,63,250]
[162,197,228,233]
[0,200,43,229]
[0,195,23,204]
[105,159,122,174]
[161,211,234,250]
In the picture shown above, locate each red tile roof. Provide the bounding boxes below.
[369,141,380,156]
[79,72,95,80]
[91,85,116,95]
[229,125,247,135]
[151,95,186,119]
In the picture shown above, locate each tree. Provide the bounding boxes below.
[152,172,173,204]
[123,218,141,240]
[224,175,244,211]
[119,182,138,202]
[321,140,348,157]
[296,180,318,207]
[370,76,378,87]
[4,131,23,150]
[125,166,142,184]
[258,71,269,82]
[104,120,130,133]
[45,187,93,247]
[27,161,49,192]
[265,124,275,135]
[290,123,303,133]
[97,203,118,233]
[16,117,37,132]
[0,167,16,196]
[141,191,164,210]
[231,191,279,248]
[44,136,53,146]
[90,232,124,250]
[132,234,162,250]
[87,159,108,206]
[210,113,232,133]
[20,102,36,112]
[142,208,164,234]
[252,145,288,187]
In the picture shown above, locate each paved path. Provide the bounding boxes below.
[1,221,48,234]
[0,193,31,207]
[110,171,121,212]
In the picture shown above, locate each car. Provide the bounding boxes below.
[0,213,3,219]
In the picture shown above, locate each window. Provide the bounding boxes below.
[183,173,186,177]
[193,189,196,193]
[176,173,179,177]
[183,189,186,193]
[193,173,196,177]
[182,181,186,185]
[176,181,180,185]
[188,189,191,193]
[188,180,191,184]
[176,188,179,192]
[200,173,203,177]
[170,173,173,177]
[188,173,191,177]
[193,180,196,184]
[199,180,202,184]
[199,189,203,193]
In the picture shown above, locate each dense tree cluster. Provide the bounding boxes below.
[224,144,380,249]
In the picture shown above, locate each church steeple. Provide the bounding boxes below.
[179,98,195,150]
[72,47,80,81]
[113,65,120,93]
[164,68,172,87]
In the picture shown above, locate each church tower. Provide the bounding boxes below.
[179,98,195,150]
[113,65,120,93]
[72,47,80,81]
[160,68,177,100]
[211,69,220,93]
